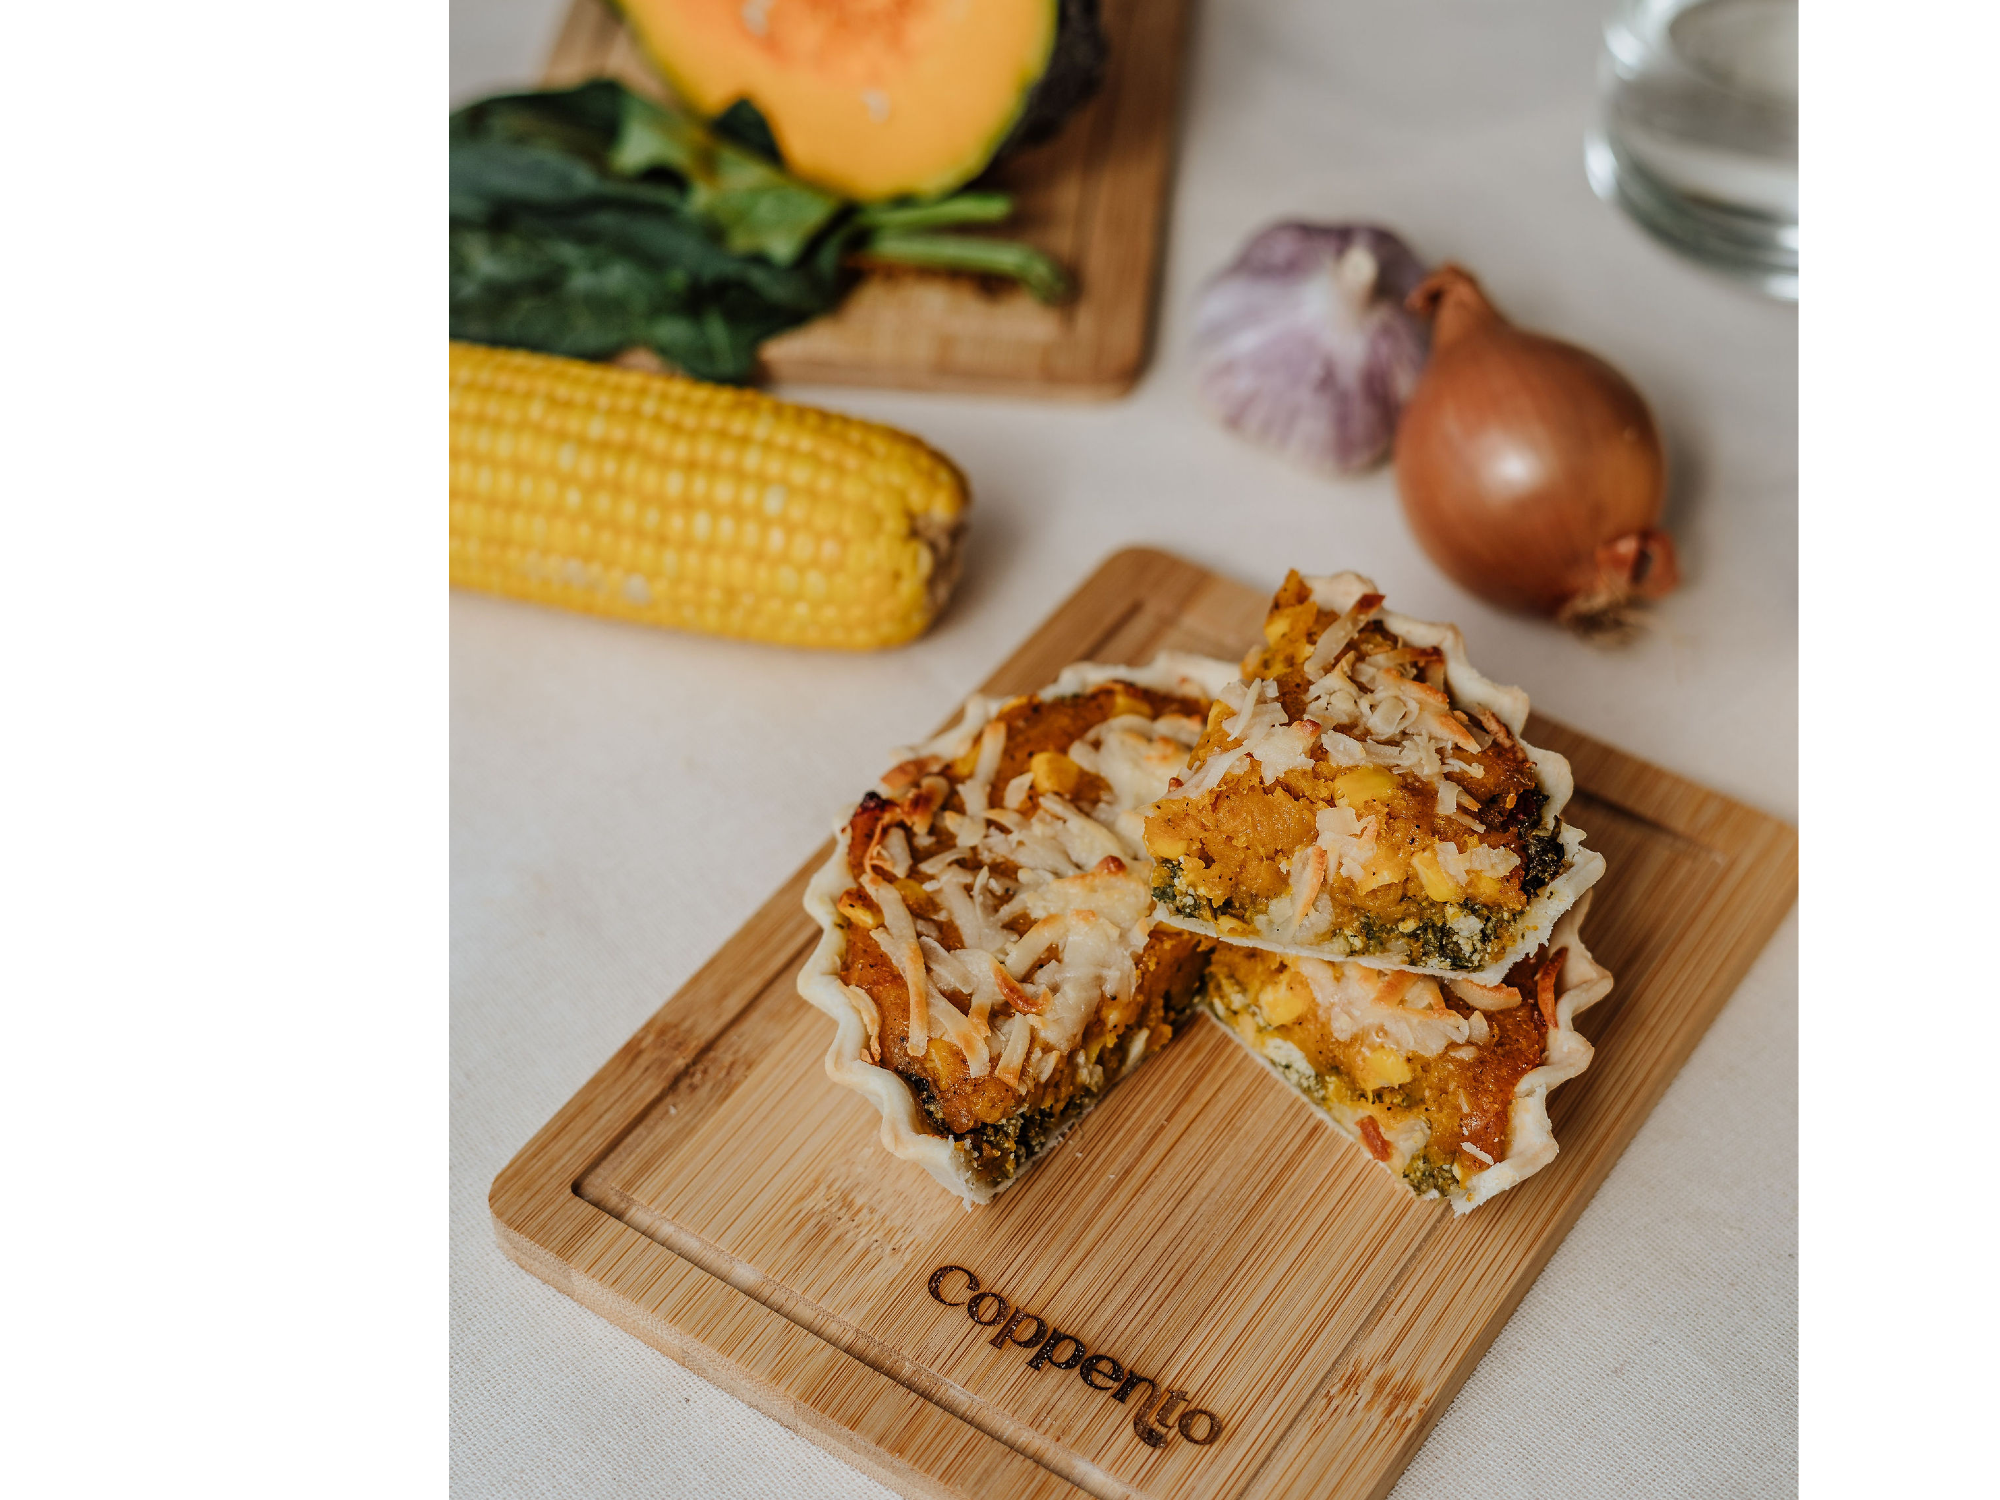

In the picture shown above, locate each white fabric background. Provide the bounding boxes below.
[450,1,1798,1494]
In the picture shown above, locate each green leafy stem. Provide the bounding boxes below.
[608,92,1069,301]
[449,80,1069,384]
[861,230,1069,304]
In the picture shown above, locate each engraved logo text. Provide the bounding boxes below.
[927,1265,1224,1450]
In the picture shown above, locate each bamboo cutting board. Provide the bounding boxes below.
[490,548,1797,1500]
[541,0,1193,396]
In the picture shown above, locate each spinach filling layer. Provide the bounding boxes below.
[1152,818,1571,973]
[910,989,1200,1192]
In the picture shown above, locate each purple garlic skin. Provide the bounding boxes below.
[1193,223,1430,475]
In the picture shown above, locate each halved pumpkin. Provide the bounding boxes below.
[616,0,1106,202]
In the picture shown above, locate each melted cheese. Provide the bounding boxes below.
[1315,805,1382,884]
[1294,957,1472,1056]
[1435,840,1520,885]
[864,873,932,1054]
[955,720,1008,849]
[862,688,1210,1089]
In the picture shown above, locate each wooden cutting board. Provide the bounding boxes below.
[541,0,1193,397]
[490,548,1797,1500]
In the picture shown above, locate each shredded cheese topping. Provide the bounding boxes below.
[955,721,1008,849]
[1292,958,1472,1055]
[851,681,1216,1092]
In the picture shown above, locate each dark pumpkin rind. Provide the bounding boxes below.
[992,0,1109,162]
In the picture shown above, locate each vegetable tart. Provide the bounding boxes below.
[799,653,1237,1204]
[800,572,1616,1212]
[1143,571,1604,981]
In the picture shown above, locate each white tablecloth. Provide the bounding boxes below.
[450,1,1798,1494]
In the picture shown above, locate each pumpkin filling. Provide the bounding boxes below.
[1144,571,1575,973]
[1197,940,1563,1203]
[834,681,1214,1191]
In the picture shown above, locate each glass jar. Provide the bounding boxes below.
[1585,0,1798,299]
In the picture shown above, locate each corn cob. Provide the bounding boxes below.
[449,342,969,650]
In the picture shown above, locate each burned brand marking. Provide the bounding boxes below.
[926,1265,1224,1450]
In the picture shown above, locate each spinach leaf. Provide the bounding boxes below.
[449,80,851,383]
[606,90,844,266]
[449,80,1073,384]
[710,99,784,165]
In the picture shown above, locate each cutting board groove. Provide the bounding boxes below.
[491,548,1797,1500]
[540,0,1191,397]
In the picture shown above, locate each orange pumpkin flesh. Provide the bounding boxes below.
[621,0,1062,202]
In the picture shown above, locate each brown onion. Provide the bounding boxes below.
[1393,264,1678,633]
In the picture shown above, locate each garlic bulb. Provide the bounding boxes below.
[1193,223,1430,474]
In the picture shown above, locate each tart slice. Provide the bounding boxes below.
[1143,571,1604,981]
[1198,895,1613,1212]
[799,653,1238,1204]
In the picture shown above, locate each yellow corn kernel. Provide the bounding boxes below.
[1333,765,1399,809]
[1030,751,1082,797]
[448,342,969,650]
[1354,850,1406,894]
[1260,970,1315,1027]
[1145,827,1191,860]
[1352,1046,1413,1091]
[893,877,937,916]
[1410,847,1465,903]
[1107,689,1151,719]
[1261,599,1315,647]
[835,891,880,929]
